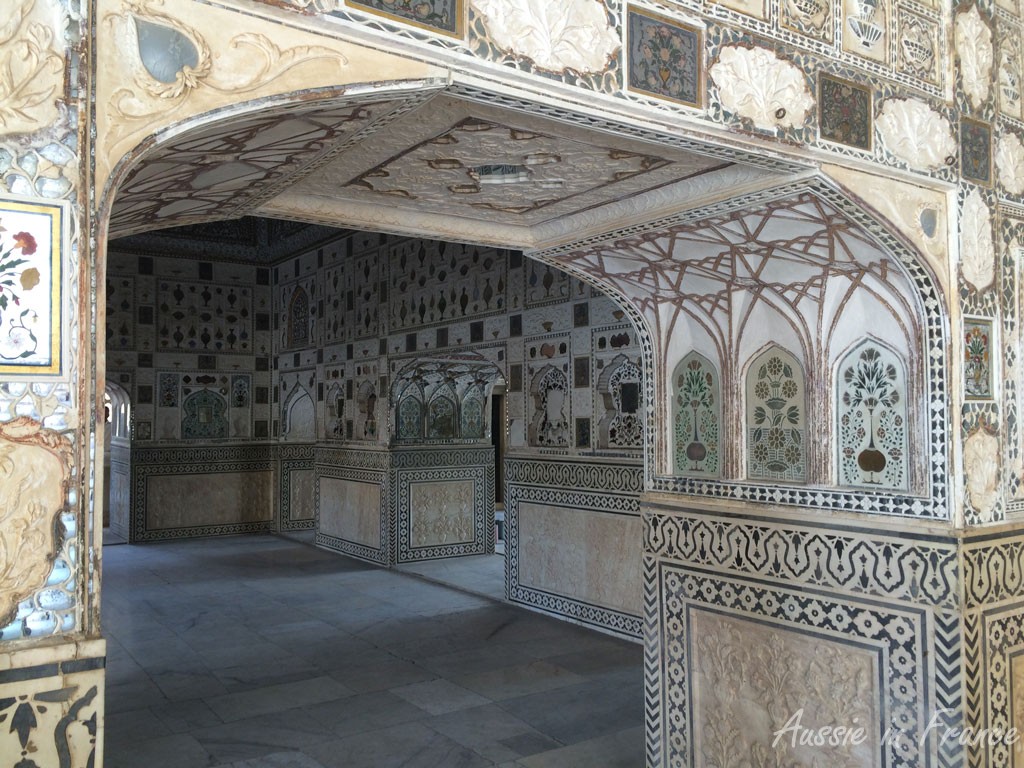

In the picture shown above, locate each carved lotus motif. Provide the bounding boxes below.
[710,46,813,131]
[472,0,620,75]
[997,132,1024,195]
[964,426,999,523]
[956,5,994,111]
[960,189,995,293]
[876,98,956,170]
[0,418,73,628]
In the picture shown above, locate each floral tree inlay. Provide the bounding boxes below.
[747,348,805,481]
[964,319,992,399]
[674,353,720,476]
[838,344,908,490]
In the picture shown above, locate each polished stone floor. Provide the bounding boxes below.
[102,534,644,768]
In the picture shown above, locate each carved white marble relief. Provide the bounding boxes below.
[710,46,814,131]
[898,11,937,82]
[956,4,994,111]
[999,32,1023,118]
[876,98,956,170]
[0,0,64,136]
[960,189,995,293]
[782,0,832,42]
[997,132,1024,194]
[471,0,620,74]
[964,426,999,522]
[0,418,72,628]
[837,343,908,491]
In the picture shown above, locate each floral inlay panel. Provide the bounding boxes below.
[460,391,485,438]
[626,7,702,107]
[0,196,65,375]
[837,343,908,490]
[181,388,229,439]
[398,391,424,440]
[673,352,721,477]
[746,347,806,482]
[964,318,993,399]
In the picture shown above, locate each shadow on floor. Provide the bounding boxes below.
[102,534,644,768]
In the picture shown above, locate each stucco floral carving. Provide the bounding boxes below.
[710,45,813,131]
[964,426,999,523]
[104,1,350,141]
[956,5,994,111]
[0,417,73,627]
[876,98,957,170]
[960,189,995,293]
[471,0,620,74]
[997,132,1024,195]
[0,0,64,136]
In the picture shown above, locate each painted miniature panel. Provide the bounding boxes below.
[746,347,806,482]
[625,7,703,108]
[0,196,66,375]
[961,117,993,186]
[427,390,458,439]
[965,317,994,400]
[673,352,721,477]
[347,0,464,38]
[818,74,873,150]
[837,342,909,491]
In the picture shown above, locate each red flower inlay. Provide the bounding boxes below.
[13,232,36,255]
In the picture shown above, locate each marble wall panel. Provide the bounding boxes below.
[517,501,642,616]
[289,468,316,522]
[409,479,475,547]
[318,476,383,549]
[146,470,273,530]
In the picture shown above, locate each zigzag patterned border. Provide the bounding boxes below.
[645,506,959,608]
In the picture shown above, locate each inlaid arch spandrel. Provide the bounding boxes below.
[0,417,73,628]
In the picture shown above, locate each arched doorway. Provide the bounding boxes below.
[103,381,132,544]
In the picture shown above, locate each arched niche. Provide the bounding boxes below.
[286,285,311,350]
[325,381,345,440]
[535,180,947,518]
[835,339,910,492]
[744,345,807,483]
[596,353,644,450]
[391,355,506,444]
[528,364,570,448]
[672,351,721,477]
[356,380,378,441]
[427,384,459,440]
[282,383,315,442]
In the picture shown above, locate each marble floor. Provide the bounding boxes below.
[102,534,644,768]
